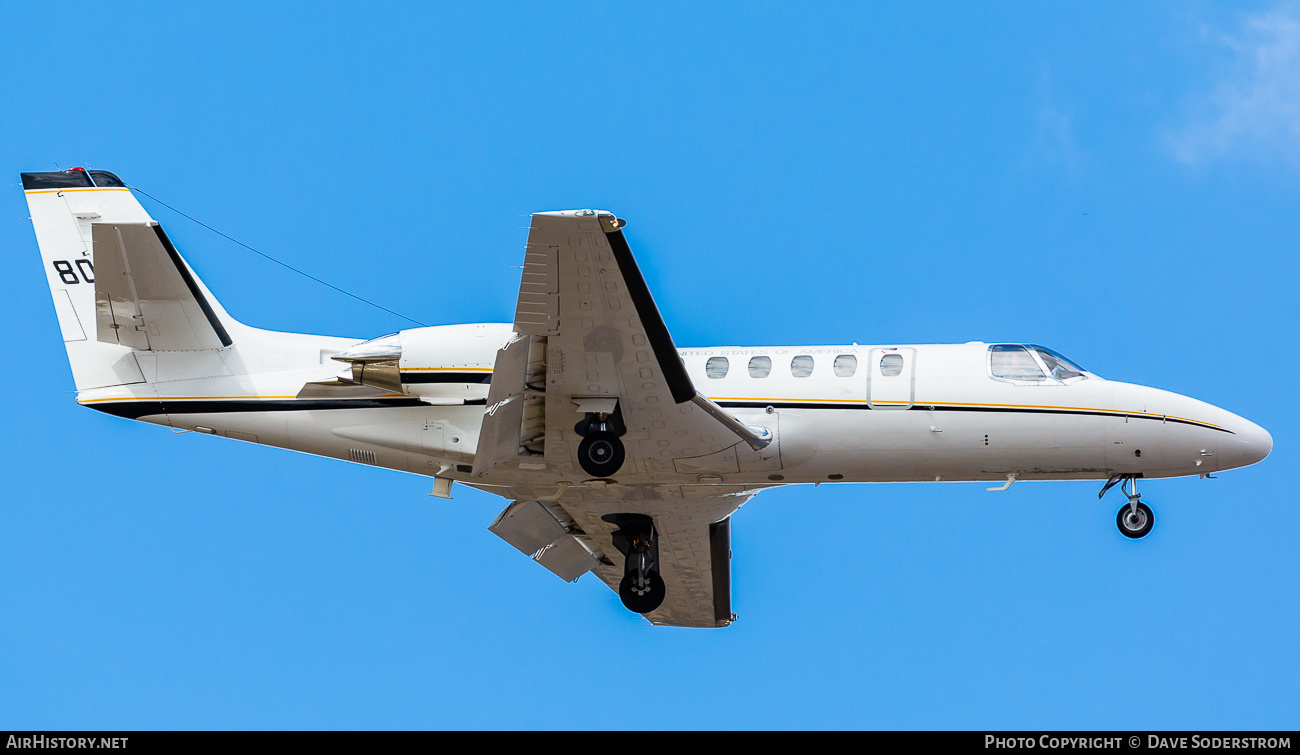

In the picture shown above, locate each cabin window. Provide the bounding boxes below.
[705,356,729,379]
[990,345,1046,381]
[833,354,857,377]
[791,355,814,378]
[748,356,772,378]
[878,354,904,376]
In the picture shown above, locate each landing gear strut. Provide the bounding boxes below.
[1103,476,1155,539]
[602,513,665,614]
[576,412,625,478]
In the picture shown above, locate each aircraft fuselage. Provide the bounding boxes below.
[78,324,1272,489]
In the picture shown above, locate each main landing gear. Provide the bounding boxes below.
[603,513,665,614]
[576,412,625,478]
[1100,475,1155,539]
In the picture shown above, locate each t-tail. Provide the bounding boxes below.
[22,168,349,404]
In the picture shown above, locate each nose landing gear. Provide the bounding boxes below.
[602,513,665,614]
[1117,500,1154,539]
[1101,475,1155,539]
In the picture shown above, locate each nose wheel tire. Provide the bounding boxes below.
[1116,501,1154,539]
[578,431,625,478]
[619,570,666,614]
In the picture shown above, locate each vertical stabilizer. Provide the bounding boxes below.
[22,169,235,391]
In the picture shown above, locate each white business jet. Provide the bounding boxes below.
[24,168,1271,627]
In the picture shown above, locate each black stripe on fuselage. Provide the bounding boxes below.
[400,372,492,384]
[84,397,1232,434]
[86,397,427,419]
[718,401,874,411]
[714,401,1234,433]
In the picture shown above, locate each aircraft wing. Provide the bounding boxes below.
[475,210,772,479]
[473,210,776,627]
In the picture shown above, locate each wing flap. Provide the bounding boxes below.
[488,500,601,582]
[473,334,547,476]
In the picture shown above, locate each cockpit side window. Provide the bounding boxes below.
[989,345,1046,381]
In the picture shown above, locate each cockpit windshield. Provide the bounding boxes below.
[989,344,1092,383]
[1029,345,1088,381]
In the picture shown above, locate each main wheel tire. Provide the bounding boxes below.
[578,431,624,478]
[619,571,666,614]
[1116,501,1154,539]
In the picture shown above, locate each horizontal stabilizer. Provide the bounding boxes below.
[92,223,232,351]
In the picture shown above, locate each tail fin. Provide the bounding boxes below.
[23,168,236,391]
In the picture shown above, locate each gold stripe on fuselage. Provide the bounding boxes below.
[706,396,1223,431]
[921,399,1223,430]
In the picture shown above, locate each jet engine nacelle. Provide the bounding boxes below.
[332,323,512,402]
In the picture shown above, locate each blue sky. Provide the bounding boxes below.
[2,2,1297,729]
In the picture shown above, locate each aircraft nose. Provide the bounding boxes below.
[1223,415,1272,470]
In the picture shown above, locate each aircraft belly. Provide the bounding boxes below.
[162,409,289,448]
[159,405,484,477]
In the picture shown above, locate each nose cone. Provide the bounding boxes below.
[1223,415,1272,470]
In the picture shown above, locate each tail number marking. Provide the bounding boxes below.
[52,260,94,285]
